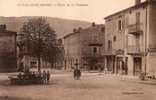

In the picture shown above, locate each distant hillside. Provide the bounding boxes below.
[0,16,91,38]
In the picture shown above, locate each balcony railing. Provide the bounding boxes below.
[128,23,143,35]
[103,49,116,56]
[88,43,103,47]
[127,46,142,54]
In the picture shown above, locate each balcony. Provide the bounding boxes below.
[103,49,116,56]
[115,49,124,55]
[88,43,103,47]
[128,23,143,35]
[127,46,142,55]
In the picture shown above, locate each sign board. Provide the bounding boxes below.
[115,49,124,55]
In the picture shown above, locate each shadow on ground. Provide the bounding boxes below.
[0,96,34,100]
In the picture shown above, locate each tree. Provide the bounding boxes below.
[20,17,56,72]
[44,41,64,69]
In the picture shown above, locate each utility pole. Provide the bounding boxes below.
[38,31,41,72]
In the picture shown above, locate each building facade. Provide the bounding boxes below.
[0,25,17,72]
[104,0,156,76]
[63,23,105,70]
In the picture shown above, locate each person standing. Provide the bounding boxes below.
[77,68,81,80]
[43,70,46,84]
[46,71,51,84]
[73,68,77,79]
[73,68,81,80]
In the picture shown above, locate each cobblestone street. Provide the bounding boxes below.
[0,72,156,100]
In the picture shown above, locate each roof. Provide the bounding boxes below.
[63,24,105,39]
[63,32,79,39]
[104,1,155,19]
[0,30,17,36]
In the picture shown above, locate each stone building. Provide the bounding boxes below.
[104,0,156,76]
[0,25,17,72]
[63,23,105,70]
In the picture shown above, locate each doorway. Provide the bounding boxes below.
[133,57,142,76]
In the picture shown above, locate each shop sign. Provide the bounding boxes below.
[115,49,124,55]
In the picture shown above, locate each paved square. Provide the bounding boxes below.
[0,72,156,100]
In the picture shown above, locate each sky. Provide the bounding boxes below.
[0,0,145,23]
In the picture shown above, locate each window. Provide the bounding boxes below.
[118,20,122,31]
[127,34,136,46]
[113,36,117,42]
[94,34,98,42]
[93,47,97,54]
[129,10,132,14]
[101,27,105,32]
[108,40,112,50]
[136,12,140,24]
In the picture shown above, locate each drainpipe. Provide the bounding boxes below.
[144,3,148,75]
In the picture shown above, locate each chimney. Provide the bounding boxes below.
[135,0,141,5]
[92,22,96,27]
[73,28,77,33]
[78,27,82,31]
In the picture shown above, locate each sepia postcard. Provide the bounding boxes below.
[0,0,156,100]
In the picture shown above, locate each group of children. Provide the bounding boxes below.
[17,70,51,84]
